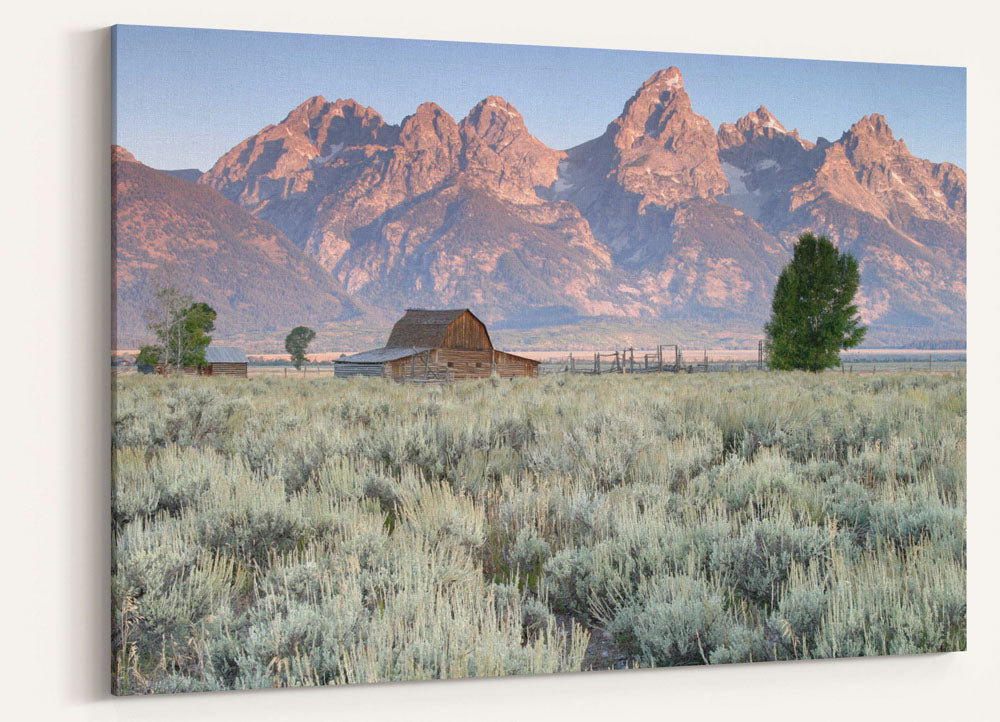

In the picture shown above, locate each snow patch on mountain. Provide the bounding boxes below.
[718,162,766,216]
[312,143,345,166]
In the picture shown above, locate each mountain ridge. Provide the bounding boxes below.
[112,146,363,348]
[115,67,966,349]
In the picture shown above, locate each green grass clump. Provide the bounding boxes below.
[112,370,965,693]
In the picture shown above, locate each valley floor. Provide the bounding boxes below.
[111,371,966,693]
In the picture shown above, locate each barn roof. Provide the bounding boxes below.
[498,351,541,366]
[335,347,432,364]
[385,309,474,349]
[205,346,248,364]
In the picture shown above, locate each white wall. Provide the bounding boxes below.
[1,2,996,720]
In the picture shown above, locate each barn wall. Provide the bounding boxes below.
[441,311,493,351]
[493,350,540,378]
[387,358,415,378]
[209,362,247,377]
[383,349,538,380]
[434,349,494,379]
[335,363,388,378]
[154,364,202,376]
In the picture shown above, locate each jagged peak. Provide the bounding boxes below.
[329,98,377,117]
[282,97,385,127]
[736,105,788,135]
[462,96,529,141]
[473,95,519,112]
[620,68,688,116]
[467,95,523,121]
[112,145,138,164]
[640,67,685,92]
[282,95,330,122]
[614,66,695,139]
[409,101,451,119]
[399,102,459,149]
[837,113,910,162]
[846,113,896,141]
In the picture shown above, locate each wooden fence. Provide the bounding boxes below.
[553,343,766,375]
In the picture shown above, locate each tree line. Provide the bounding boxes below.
[136,287,316,372]
[137,231,862,375]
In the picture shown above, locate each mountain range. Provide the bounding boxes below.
[113,67,966,350]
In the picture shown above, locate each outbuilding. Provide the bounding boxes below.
[334,309,539,381]
[156,346,249,377]
[203,346,248,377]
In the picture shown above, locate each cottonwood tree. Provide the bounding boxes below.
[135,345,161,370]
[285,326,317,370]
[765,232,866,371]
[143,288,217,370]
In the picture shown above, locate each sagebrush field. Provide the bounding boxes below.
[112,371,966,694]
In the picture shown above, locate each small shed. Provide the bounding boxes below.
[153,346,248,377]
[203,346,248,377]
[335,309,539,381]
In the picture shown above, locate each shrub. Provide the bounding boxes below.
[111,370,965,691]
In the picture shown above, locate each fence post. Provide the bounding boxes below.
[629,348,634,374]
[570,353,575,373]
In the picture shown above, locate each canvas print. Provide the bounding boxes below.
[111,24,967,695]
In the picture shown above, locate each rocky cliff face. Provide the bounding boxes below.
[716,105,820,220]
[549,68,730,251]
[179,67,966,346]
[543,69,788,321]
[201,93,632,326]
[459,96,564,202]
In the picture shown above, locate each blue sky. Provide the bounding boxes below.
[112,25,966,172]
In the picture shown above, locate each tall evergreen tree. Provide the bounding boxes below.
[765,233,866,371]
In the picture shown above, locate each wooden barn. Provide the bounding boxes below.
[334,309,539,381]
[154,346,248,377]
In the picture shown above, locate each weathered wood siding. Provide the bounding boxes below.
[384,349,538,380]
[434,349,494,379]
[440,311,493,351]
[154,364,204,376]
[336,363,389,378]
[208,362,248,377]
[387,354,441,379]
[493,350,540,378]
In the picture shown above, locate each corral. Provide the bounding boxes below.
[334,309,540,381]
